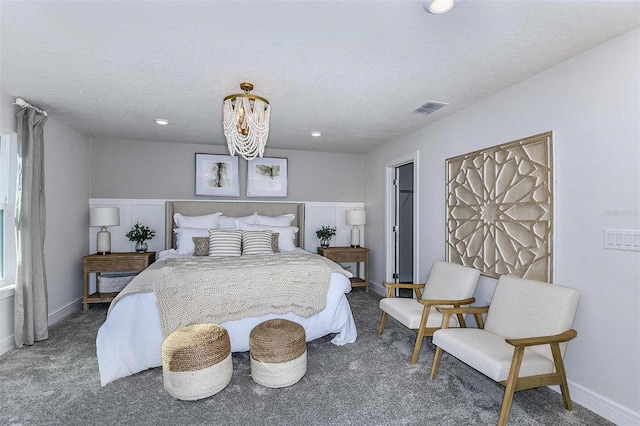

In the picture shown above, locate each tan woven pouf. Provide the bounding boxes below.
[250,319,307,388]
[162,324,232,400]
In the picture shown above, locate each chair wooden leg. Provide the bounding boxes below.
[498,346,525,426]
[378,312,388,336]
[430,346,443,380]
[550,342,573,411]
[411,327,426,364]
[411,306,432,364]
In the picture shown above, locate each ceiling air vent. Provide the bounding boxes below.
[412,101,448,115]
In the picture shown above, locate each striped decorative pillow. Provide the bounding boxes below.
[242,231,274,255]
[208,230,242,257]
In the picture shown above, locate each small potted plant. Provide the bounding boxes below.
[316,225,337,248]
[126,222,156,253]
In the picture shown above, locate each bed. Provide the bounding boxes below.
[96,201,357,386]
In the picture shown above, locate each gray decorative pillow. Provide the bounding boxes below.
[192,237,210,256]
[272,232,279,252]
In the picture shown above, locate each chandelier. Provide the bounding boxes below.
[223,82,270,160]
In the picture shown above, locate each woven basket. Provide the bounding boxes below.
[249,319,307,388]
[162,324,232,400]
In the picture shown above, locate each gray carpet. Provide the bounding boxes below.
[0,291,611,426]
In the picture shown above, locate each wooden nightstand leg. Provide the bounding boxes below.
[83,271,89,312]
[365,257,369,292]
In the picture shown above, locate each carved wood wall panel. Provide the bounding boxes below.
[445,132,553,281]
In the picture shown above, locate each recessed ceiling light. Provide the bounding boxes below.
[154,119,169,125]
[310,131,322,137]
[425,0,456,14]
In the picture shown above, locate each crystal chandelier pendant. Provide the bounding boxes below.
[223,82,270,160]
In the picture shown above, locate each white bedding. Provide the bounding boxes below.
[96,249,357,386]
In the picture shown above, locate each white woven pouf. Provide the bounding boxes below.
[249,319,307,388]
[162,324,232,400]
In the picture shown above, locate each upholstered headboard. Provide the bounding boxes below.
[165,201,305,250]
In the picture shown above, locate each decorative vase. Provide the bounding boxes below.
[135,241,148,253]
[320,238,330,248]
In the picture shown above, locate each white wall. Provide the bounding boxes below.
[89,199,365,255]
[44,118,91,322]
[0,90,91,355]
[364,29,640,424]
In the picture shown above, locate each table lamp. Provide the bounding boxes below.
[345,209,366,248]
[90,207,120,255]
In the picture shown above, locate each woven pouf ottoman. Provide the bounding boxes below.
[161,324,232,400]
[249,319,307,388]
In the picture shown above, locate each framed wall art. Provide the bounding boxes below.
[195,153,239,196]
[445,131,554,281]
[247,157,288,197]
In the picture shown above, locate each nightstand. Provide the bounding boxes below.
[82,252,155,311]
[317,246,369,292]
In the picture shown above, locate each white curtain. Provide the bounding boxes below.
[14,107,48,347]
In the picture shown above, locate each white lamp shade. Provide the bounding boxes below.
[345,209,366,226]
[90,207,120,227]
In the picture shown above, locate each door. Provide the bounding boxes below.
[397,163,414,283]
[392,162,414,297]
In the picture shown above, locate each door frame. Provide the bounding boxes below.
[385,151,420,284]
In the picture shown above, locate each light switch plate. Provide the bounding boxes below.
[604,229,640,252]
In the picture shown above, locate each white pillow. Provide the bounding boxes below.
[255,213,295,227]
[218,213,257,230]
[208,229,242,257]
[237,222,298,252]
[174,212,222,229]
[174,227,210,254]
[242,231,274,255]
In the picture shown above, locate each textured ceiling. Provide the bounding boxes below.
[1,1,638,154]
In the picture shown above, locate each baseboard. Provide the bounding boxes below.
[0,298,82,357]
[0,333,15,356]
[48,298,82,326]
[549,382,640,425]
[369,280,385,296]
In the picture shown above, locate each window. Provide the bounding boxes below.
[0,130,17,288]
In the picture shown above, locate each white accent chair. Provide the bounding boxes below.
[378,261,480,363]
[430,275,580,426]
